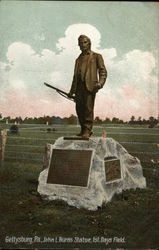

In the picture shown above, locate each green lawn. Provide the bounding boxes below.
[0,124,159,249]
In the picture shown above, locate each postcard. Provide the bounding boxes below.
[0,1,159,249]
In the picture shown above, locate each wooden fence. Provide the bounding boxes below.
[0,129,7,163]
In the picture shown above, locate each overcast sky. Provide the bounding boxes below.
[0,1,158,121]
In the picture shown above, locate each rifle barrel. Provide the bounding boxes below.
[44,82,68,96]
[44,82,75,101]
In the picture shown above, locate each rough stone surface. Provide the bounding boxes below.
[38,137,146,211]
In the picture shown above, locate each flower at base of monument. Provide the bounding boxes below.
[102,130,107,138]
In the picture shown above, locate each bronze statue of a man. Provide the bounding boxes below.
[68,35,107,138]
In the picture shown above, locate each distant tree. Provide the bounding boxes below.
[94,116,103,124]
[33,117,39,124]
[129,115,135,124]
[67,114,77,125]
[112,117,120,124]
[23,117,35,124]
[61,117,68,124]
[55,116,62,124]
[4,116,11,123]
[43,115,52,125]
[149,116,155,122]
[119,119,124,124]
[14,116,23,124]
[38,116,45,124]
[148,116,157,128]
[137,116,142,125]
[142,119,147,125]
[52,116,57,124]
[103,117,111,124]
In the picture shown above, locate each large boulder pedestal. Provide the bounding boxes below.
[38,137,146,211]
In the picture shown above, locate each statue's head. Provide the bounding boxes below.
[78,35,91,52]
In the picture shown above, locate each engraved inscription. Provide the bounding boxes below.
[47,149,93,187]
[105,159,121,182]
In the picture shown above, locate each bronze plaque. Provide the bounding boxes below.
[47,149,93,187]
[105,159,121,183]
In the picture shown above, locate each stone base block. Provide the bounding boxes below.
[38,137,146,211]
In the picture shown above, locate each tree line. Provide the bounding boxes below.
[0,113,158,126]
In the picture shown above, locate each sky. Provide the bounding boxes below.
[0,0,159,121]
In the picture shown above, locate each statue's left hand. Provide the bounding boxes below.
[93,83,102,93]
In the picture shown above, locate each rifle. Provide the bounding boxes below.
[44,82,75,102]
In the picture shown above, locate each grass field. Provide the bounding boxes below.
[0,123,159,249]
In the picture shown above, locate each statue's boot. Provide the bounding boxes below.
[82,130,93,139]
